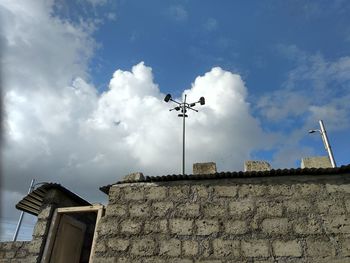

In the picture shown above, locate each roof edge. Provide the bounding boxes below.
[99,164,350,195]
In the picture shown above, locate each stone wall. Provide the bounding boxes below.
[94,174,350,262]
[0,241,37,262]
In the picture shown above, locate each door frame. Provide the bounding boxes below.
[41,204,104,263]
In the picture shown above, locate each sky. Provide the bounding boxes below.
[1,0,350,241]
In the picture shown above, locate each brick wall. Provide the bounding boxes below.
[94,174,350,262]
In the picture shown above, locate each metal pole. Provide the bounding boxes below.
[13,178,35,241]
[319,120,336,168]
[182,95,187,175]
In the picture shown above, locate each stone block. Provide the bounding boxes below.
[346,199,350,213]
[339,238,350,256]
[199,240,211,258]
[244,160,271,172]
[145,186,167,200]
[170,219,193,235]
[213,186,237,197]
[202,202,226,217]
[326,184,350,194]
[143,258,165,263]
[122,172,144,182]
[229,199,254,218]
[306,239,335,257]
[5,251,15,258]
[107,238,129,251]
[95,241,106,252]
[293,217,322,235]
[131,238,156,256]
[212,239,240,257]
[144,219,167,234]
[94,257,117,263]
[159,239,181,256]
[323,215,350,234]
[37,205,52,220]
[105,204,127,217]
[317,200,345,215]
[191,185,209,199]
[196,219,219,235]
[169,186,190,199]
[169,259,193,263]
[193,162,217,174]
[272,240,302,257]
[261,218,289,235]
[195,260,222,263]
[120,219,142,234]
[284,199,312,214]
[33,220,48,237]
[98,218,119,236]
[224,220,248,235]
[267,184,295,196]
[239,184,267,197]
[28,239,42,254]
[256,201,283,217]
[123,186,144,200]
[129,203,150,217]
[152,202,174,217]
[15,248,27,258]
[175,203,200,217]
[182,240,198,256]
[241,240,270,257]
[301,156,331,168]
[297,183,322,196]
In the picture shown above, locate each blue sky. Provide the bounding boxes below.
[1,0,350,240]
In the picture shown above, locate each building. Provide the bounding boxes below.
[1,158,350,262]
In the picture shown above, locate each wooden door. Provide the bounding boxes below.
[50,214,86,263]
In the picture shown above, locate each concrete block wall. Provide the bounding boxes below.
[0,241,37,262]
[94,174,350,262]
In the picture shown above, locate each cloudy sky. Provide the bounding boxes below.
[1,0,350,240]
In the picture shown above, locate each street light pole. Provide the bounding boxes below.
[308,120,337,168]
[182,95,187,175]
[164,93,205,175]
[319,120,336,168]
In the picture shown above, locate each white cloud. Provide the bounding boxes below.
[1,1,271,241]
[167,5,188,22]
[107,12,116,21]
[257,45,350,167]
[204,18,218,31]
[87,0,108,7]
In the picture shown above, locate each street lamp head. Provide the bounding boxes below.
[199,97,205,105]
[308,129,321,134]
[164,94,172,102]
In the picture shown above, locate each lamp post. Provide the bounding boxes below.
[308,120,336,168]
[164,93,205,175]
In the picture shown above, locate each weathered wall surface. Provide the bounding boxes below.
[0,241,37,262]
[94,174,350,262]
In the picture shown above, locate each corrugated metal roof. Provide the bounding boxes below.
[100,164,350,195]
[16,183,91,216]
